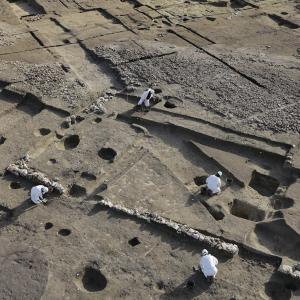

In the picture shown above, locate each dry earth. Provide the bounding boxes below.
[0,0,300,299]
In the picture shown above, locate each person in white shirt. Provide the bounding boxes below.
[137,88,154,111]
[30,185,49,204]
[206,171,222,196]
[199,249,218,283]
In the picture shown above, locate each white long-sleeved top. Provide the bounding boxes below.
[199,254,218,278]
[137,89,154,107]
[206,175,221,194]
[31,185,48,204]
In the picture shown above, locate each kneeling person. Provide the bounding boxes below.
[206,171,222,196]
[31,185,49,204]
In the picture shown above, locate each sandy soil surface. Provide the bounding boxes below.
[0,0,300,299]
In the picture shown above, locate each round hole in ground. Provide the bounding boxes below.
[0,136,6,145]
[128,237,140,247]
[153,87,162,94]
[45,222,53,230]
[164,101,177,109]
[82,267,107,292]
[186,280,195,289]
[76,115,85,123]
[81,172,97,181]
[98,148,117,161]
[69,184,87,198]
[47,158,57,165]
[93,117,102,124]
[39,128,51,136]
[64,135,80,150]
[10,182,21,189]
[58,229,71,236]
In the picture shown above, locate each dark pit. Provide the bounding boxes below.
[208,205,225,221]
[69,184,87,198]
[97,183,107,193]
[271,195,294,209]
[93,117,102,123]
[186,280,195,289]
[98,148,117,161]
[82,267,107,292]
[10,182,21,189]
[164,101,177,109]
[58,229,71,236]
[249,171,279,197]
[207,16,216,21]
[128,237,140,247]
[76,115,85,123]
[230,199,266,222]
[45,222,53,230]
[64,135,80,150]
[48,158,57,164]
[39,128,51,136]
[81,172,97,181]
[0,136,6,145]
[194,176,207,186]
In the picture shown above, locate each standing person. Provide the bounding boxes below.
[199,249,218,283]
[30,185,49,204]
[137,88,155,111]
[206,171,222,196]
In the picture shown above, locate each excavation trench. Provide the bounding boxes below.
[230,199,266,222]
[249,171,280,197]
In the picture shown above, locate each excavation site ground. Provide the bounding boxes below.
[0,0,300,299]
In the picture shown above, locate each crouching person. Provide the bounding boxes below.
[137,88,155,111]
[201,171,222,196]
[31,185,49,204]
[199,249,218,284]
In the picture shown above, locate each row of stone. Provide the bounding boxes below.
[99,198,239,256]
[6,156,65,194]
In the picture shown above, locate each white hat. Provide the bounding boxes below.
[42,187,49,194]
[201,249,208,256]
[217,171,222,177]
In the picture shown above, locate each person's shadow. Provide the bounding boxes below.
[160,271,211,300]
[0,198,35,229]
[0,191,57,229]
